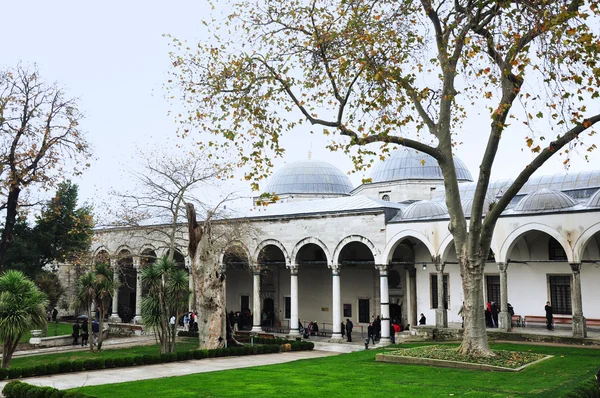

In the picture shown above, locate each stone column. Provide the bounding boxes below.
[497,262,511,331]
[570,263,587,338]
[110,258,121,323]
[329,263,343,341]
[377,265,391,344]
[435,262,447,328]
[287,265,300,338]
[251,267,263,333]
[133,257,143,324]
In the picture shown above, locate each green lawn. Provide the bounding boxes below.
[10,338,199,369]
[78,343,599,398]
[19,323,73,343]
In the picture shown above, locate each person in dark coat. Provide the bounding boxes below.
[419,313,426,325]
[491,301,499,328]
[345,319,353,342]
[72,320,80,345]
[365,322,376,348]
[374,315,381,341]
[80,319,89,346]
[545,301,554,330]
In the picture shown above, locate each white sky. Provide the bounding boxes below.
[4,1,600,219]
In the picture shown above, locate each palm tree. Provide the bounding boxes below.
[0,270,48,368]
[76,271,96,352]
[141,256,189,353]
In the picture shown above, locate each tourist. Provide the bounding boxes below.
[92,319,100,345]
[345,318,353,342]
[365,322,376,348]
[52,307,58,322]
[72,320,80,345]
[458,302,464,328]
[81,319,89,346]
[419,313,426,325]
[183,313,189,331]
[545,301,554,331]
[169,315,176,332]
[491,301,499,328]
[390,321,396,344]
[341,320,345,338]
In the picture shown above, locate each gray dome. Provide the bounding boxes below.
[371,149,473,183]
[265,160,353,195]
[514,188,577,213]
[586,189,600,208]
[402,200,448,220]
[461,197,494,218]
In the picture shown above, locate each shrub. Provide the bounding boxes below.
[2,380,20,396]
[123,356,135,367]
[563,378,600,398]
[113,357,125,367]
[58,361,72,373]
[0,367,7,380]
[8,368,22,379]
[176,351,186,361]
[104,358,114,369]
[192,350,205,360]
[83,359,97,371]
[46,363,59,375]
[33,364,48,376]
[21,366,35,378]
[71,360,84,372]
[93,358,105,370]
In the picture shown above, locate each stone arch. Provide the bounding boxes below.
[499,223,573,263]
[290,237,331,267]
[93,247,111,264]
[573,221,600,262]
[332,235,380,265]
[137,244,158,259]
[219,240,253,268]
[382,230,436,264]
[253,239,290,266]
[438,234,456,263]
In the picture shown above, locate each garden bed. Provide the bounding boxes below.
[376,345,551,372]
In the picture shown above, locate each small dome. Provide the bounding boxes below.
[371,148,473,183]
[514,188,577,213]
[402,200,448,220]
[586,189,600,208]
[265,160,353,196]
[461,197,494,218]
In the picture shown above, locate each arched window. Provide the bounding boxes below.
[381,194,390,201]
[548,238,567,261]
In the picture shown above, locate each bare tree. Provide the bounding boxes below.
[0,64,91,268]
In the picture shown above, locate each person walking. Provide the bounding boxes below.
[345,319,353,342]
[458,302,465,328]
[92,319,100,346]
[72,320,80,346]
[365,322,376,348]
[545,301,554,331]
[419,313,426,325]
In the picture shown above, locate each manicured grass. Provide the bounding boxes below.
[19,323,73,343]
[78,343,600,397]
[10,338,200,369]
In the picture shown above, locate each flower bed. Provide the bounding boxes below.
[377,345,551,372]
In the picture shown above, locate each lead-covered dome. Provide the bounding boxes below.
[371,149,473,183]
[265,160,353,196]
[514,188,577,213]
[586,189,600,208]
[401,200,448,220]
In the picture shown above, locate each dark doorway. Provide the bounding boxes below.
[262,298,274,326]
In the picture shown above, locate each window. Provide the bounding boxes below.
[358,299,370,323]
[485,275,500,304]
[284,296,291,319]
[549,238,567,261]
[241,295,250,311]
[381,194,390,201]
[430,274,449,309]
[549,275,572,315]
[343,303,352,318]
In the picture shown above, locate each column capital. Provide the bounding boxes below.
[288,264,299,275]
[133,257,141,269]
[251,265,262,276]
[329,263,341,275]
[376,264,388,275]
[185,256,191,269]
[569,262,582,273]
[497,262,508,272]
[110,258,117,268]
[434,262,445,273]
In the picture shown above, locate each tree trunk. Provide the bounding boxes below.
[98,307,105,351]
[458,261,493,356]
[0,186,21,269]
[88,305,94,352]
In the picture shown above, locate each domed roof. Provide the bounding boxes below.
[401,200,448,220]
[265,160,353,196]
[586,189,600,208]
[371,149,473,183]
[514,188,577,213]
[461,196,494,218]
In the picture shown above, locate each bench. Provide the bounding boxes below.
[524,315,550,327]
[258,333,275,339]
[586,318,600,328]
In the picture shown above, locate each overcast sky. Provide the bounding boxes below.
[4,1,600,219]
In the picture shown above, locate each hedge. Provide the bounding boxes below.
[0,339,313,381]
[2,380,99,398]
[562,378,600,398]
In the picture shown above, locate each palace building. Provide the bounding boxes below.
[73,149,600,342]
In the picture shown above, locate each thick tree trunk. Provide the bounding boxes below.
[88,306,94,352]
[0,186,21,268]
[458,261,493,356]
[98,307,106,351]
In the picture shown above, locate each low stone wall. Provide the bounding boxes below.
[36,330,109,347]
[413,326,463,341]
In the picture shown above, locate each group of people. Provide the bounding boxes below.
[228,309,252,331]
[72,318,100,346]
[298,320,319,338]
[365,317,403,348]
[183,311,199,332]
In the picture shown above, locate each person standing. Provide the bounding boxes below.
[72,320,80,346]
[92,319,100,346]
[345,319,353,342]
[545,301,554,331]
[170,315,176,333]
[419,313,426,325]
[80,319,89,346]
[458,302,465,328]
[365,322,376,348]
[374,315,381,341]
